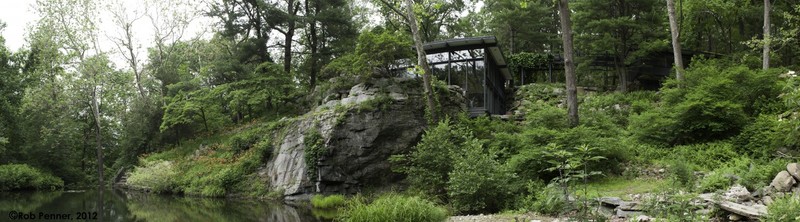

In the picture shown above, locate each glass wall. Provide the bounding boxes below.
[388,46,507,115]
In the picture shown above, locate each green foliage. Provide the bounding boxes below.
[338,194,448,222]
[311,194,347,209]
[642,191,705,221]
[447,138,515,214]
[667,159,696,189]
[764,195,800,222]
[322,29,412,78]
[734,114,784,159]
[780,71,800,148]
[127,160,179,193]
[697,171,733,193]
[356,94,393,113]
[392,119,468,200]
[528,184,568,216]
[304,128,326,178]
[631,60,784,146]
[0,164,63,191]
[669,142,738,171]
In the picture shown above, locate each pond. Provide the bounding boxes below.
[0,189,331,222]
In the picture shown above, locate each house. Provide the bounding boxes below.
[392,36,513,116]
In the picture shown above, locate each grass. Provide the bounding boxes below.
[311,194,347,209]
[338,193,449,222]
[573,176,668,200]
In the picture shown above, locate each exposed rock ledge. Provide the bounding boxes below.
[260,78,465,201]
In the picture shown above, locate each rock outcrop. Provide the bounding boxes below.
[770,170,797,192]
[262,78,465,201]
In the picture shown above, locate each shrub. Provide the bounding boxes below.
[529,184,569,216]
[338,194,448,222]
[670,142,738,171]
[734,115,783,159]
[391,119,470,200]
[127,160,178,193]
[668,159,696,189]
[447,138,515,214]
[764,195,800,222]
[0,164,64,191]
[697,171,733,193]
[739,159,790,191]
[630,60,783,146]
[227,129,262,154]
[311,194,347,209]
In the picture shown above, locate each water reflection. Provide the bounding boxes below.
[0,189,321,222]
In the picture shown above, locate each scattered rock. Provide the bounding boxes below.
[763,195,773,205]
[615,209,645,218]
[618,201,643,211]
[788,163,800,181]
[598,197,623,207]
[716,201,767,219]
[724,184,751,202]
[635,215,651,222]
[770,171,797,192]
[729,214,743,221]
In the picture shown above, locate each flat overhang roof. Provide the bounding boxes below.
[419,36,513,81]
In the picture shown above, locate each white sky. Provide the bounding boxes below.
[0,0,38,52]
[0,0,214,68]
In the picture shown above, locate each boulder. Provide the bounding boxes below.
[788,163,800,181]
[770,171,797,192]
[263,78,466,199]
[724,184,751,202]
[598,197,624,207]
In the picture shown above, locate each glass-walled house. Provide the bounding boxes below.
[392,36,513,116]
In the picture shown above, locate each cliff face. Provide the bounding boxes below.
[262,78,465,200]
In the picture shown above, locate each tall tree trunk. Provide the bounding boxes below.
[405,0,438,123]
[667,0,685,82]
[284,0,297,74]
[305,0,320,90]
[763,0,770,70]
[558,0,579,127]
[92,88,103,187]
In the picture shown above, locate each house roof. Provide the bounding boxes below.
[420,36,512,81]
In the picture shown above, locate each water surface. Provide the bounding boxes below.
[0,189,324,222]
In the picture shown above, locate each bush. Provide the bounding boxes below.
[528,184,569,216]
[739,159,790,191]
[311,194,347,209]
[734,115,783,159]
[339,194,448,222]
[668,159,697,189]
[447,138,515,214]
[391,119,470,200]
[0,164,64,191]
[669,142,738,171]
[764,195,800,222]
[630,60,784,146]
[127,160,179,193]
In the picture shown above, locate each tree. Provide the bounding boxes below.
[667,0,684,82]
[108,0,148,99]
[375,0,466,42]
[558,0,578,127]
[300,0,357,90]
[482,0,559,54]
[405,0,438,123]
[763,0,770,70]
[573,0,666,92]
